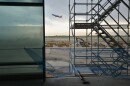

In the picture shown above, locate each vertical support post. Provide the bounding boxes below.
[117,4,119,43]
[42,0,46,82]
[69,0,72,73]
[74,0,76,73]
[97,0,100,74]
[90,0,93,64]
[69,0,70,72]
[85,0,88,65]
[117,3,120,68]
[127,0,130,75]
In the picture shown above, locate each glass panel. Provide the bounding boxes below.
[0,0,42,3]
[0,6,43,76]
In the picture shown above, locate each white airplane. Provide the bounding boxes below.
[52,14,62,18]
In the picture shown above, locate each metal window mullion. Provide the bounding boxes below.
[0,2,43,6]
[42,0,45,82]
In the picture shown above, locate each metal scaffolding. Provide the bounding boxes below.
[69,0,130,79]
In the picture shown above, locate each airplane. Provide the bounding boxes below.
[52,14,62,18]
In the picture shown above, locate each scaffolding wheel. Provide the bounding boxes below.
[82,80,90,84]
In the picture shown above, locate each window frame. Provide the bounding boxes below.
[0,0,45,81]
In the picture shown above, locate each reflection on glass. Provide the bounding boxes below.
[0,6,43,76]
[0,6,43,48]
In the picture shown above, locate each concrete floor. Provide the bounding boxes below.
[44,77,130,86]
[0,77,130,86]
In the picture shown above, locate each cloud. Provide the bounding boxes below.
[45,17,68,36]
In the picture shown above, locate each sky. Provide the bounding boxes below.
[45,0,129,36]
[45,0,69,36]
